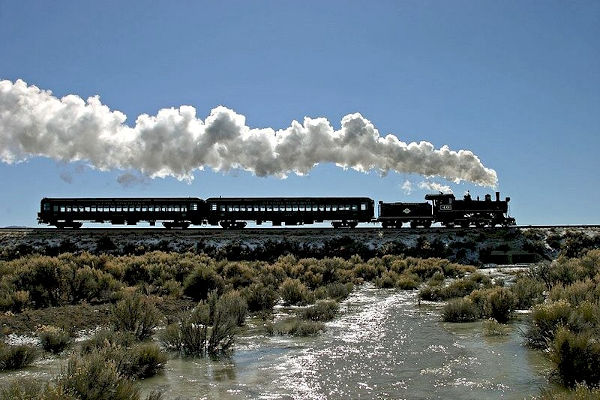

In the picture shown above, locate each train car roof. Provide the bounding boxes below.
[41,197,204,202]
[205,197,373,202]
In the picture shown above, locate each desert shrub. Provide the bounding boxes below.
[407,259,444,280]
[160,293,239,357]
[326,282,353,300]
[550,327,600,388]
[486,287,516,323]
[353,263,378,281]
[511,275,545,309]
[56,353,139,400]
[81,330,137,354]
[160,304,209,356]
[183,265,224,301]
[375,271,399,288]
[272,317,325,336]
[482,319,510,336]
[280,278,309,305]
[208,294,239,355]
[111,292,161,341]
[0,378,50,400]
[419,273,491,302]
[219,290,248,326]
[81,330,166,379]
[442,263,476,278]
[567,301,600,335]
[118,343,167,379]
[549,279,599,305]
[301,300,339,322]
[525,300,574,348]
[0,343,37,371]
[396,273,420,290]
[442,298,479,322]
[428,271,445,286]
[538,383,600,400]
[244,283,279,312]
[39,325,71,354]
[0,289,30,312]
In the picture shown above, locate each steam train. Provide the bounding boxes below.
[37,191,515,229]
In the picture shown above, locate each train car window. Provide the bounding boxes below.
[318,205,324,211]
[116,206,122,212]
[182,206,187,212]
[332,205,337,211]
[141,206,146,212]
[267,205,272,211]
[352,205,358,211]
[174,206,180,212]
[233,205,239,212]
[299,205,305,211]
[211,204,217,211]
[53,205,58,212]
[220,205,226,212]
[191,203,198,211]
[292,205,298,211]
[227,206,233,212]
[66,206,71,212]
[273,206,278,211]
[135,206,141,212]
[260,205,266,211]
[361,203,367,211]
[85,207,90,212]
[240,206,246,212]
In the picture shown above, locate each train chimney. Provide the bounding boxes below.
[495,192,500,202]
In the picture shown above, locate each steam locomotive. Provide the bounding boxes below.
[37,192,515,229]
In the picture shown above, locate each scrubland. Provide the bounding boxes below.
[0,229,598,399]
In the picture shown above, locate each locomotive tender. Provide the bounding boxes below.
[38,192,514,229]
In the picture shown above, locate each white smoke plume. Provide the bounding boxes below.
[419,180,453,194]
[401,180,413,195]
[0,79,498,186]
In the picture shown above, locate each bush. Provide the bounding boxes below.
[56,353,139,400]
[511,275,545,309]
[119,343,167,379]
[111,292,161,341]
[244,283,279,312]
[272,317,325,336]
[487,287,516,323]
[326,282,353,300]
[442,298,479,322]
[81,330,166,380]
[525,300,573,348]
[218,290,248,326]
[39,325,71,354]
[183,265,224,301]
[160,304,209,356]
[280,278,309,305]
[0,343,37,371]
[396,273,420,290]
[482,319,510,336]
[301,300,339,322]
[550,327,600,388]
[160,293,239,357]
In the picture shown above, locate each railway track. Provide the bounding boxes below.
[1,225,599,234]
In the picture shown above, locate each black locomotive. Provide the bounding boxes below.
[37,192,514,229]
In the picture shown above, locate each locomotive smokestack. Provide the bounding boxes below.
[0,79,498,187]
[496,192,500,202]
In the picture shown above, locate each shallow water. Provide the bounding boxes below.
[138,286,552,399]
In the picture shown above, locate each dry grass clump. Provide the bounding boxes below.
[300,300,339,322]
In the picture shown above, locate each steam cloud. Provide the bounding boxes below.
[0,79,497,186]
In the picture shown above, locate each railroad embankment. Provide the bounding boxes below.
[1,226,599,264]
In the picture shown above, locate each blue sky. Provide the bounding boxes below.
[0,0,599,226]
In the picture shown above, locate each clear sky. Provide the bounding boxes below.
[0,0,599,226]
